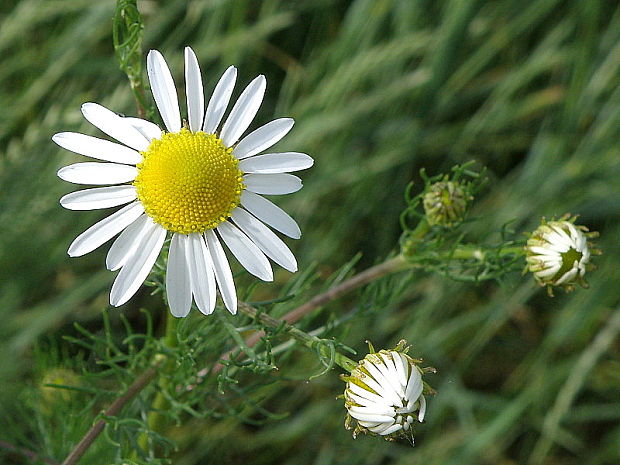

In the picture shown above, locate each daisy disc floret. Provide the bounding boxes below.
[134,129,243,234]
[53,47,313,317]
[525,216,598,294]
[341,341,433,443]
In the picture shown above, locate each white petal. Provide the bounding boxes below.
[529,246,561,257]
[356,420,383,428]
[346,388,390,407]
[220,75,266,147]
[52,132,142,165]
[347,384,387,406]
[203,66,237,134]
[57,162,137,185]
[240,191,300,239]
[549,225,573,244]
[147,50,181,133]
[187,233,216,315]
[363,361,401,405]
[536,263,561,277]
[110,221,166,306]
[346,391,374,408]
[81,103,149,151]
[205,230,237,314]
[216,221,273,281]
[122,117,162,141]
[184,47,204,132]
[393,353,409,389]
[67,202,144,257]
[231,208,297,272]
[555,266,579,285]
[348,411,395,423]
[378,354,405,396]
[244,174,302,195]
[365,421,397,434]
[349,405,395,416]
[405,368,423,402]
[374,424,402,436]
[233,118,294,159]
[166,234,192,317]
[60,186,137,211]
[418,395,427,422]
[106,214,151,271]
[239,152,314,174]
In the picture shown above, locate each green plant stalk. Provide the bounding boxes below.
[213,236,523,375]
[238,302,358,372]
[211,254,411,375]
[443,245,524,261]
[400,218,431,258]
[135,312,179,456]
[61,363,163,465]
[113,0,149,118]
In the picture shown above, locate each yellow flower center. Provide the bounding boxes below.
[134,129,244,234]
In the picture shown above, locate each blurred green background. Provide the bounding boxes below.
[1,0,620,464]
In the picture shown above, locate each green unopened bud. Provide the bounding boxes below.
[340,340,435,444]
[525,216,598,295]
[423,181,470,227]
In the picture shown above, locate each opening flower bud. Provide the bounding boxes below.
[525,216,598,294]
[341,341,434,443]
[423,181,470,227]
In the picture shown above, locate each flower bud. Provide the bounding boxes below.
[423,181,470,227]
[525,216,597,294]
[341,341,433,443]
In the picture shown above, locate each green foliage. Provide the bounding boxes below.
[1,1,619,465]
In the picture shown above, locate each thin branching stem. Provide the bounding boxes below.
[237,301,358,372]
[211,237,524,374]
[135,312,179,457]
[212,254,409,373]
[61,363,162,465]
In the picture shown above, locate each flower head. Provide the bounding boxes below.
[525,216,597,294]
[54,47,313,317]
[341,341,433,443]
[423,180,470,227]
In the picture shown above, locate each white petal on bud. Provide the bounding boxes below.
[343,349,427,440]
[525,219,593,291]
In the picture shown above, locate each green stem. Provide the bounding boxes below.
[113,0,148,118]
[163,312,179,349]
[237,302,358,372]
[400,218,431,258]
[61,363,162,465]
[447,245,524,260]
[135,312,179,457]
[205,254,411,378]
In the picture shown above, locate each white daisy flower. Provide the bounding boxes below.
[525,216,597,294]
[343,344,429,442]
[53,47,313,317]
